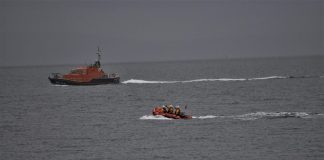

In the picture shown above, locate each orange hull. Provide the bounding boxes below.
[62,66,105,83]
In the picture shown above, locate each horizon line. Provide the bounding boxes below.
[0,54,322,68]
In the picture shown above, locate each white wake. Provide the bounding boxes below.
[140,112,323,121]
[123,76,288,84]
[193,112,314,121]
[139,115,172,120]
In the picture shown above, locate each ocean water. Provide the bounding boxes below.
[0,56,324,160]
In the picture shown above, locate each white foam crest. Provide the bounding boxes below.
[139,115,172,120]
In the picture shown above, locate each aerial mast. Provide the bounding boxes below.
[96,46,102,62]
[95,46,102,68]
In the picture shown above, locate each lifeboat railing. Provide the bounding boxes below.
[49,73,62,79]
[102,73,119,78]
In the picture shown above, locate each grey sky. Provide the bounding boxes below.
[0,0,323,66]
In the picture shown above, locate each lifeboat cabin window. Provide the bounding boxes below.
[70,69,86,74]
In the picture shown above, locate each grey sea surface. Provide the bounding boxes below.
[1,56,324,160]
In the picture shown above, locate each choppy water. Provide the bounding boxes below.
[1,56,324,160]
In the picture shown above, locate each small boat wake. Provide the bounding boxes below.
[193,115,224,119]
[195,112,324,120]
[51,84,69,87]
[123,75,322,84]
[140,112,324,121]
[140,115,173,120]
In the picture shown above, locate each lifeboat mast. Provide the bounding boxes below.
[94,46,102,68]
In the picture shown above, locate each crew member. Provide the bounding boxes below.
[175,106,181,115]
[162,105,167,113]
[168,105,174,114]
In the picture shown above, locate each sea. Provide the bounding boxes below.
[0,55,323,160]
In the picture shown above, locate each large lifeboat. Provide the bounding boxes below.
[152,106,192,119]
[48,47,120,85]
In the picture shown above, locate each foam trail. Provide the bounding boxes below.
[52,84,69,87]
[248,76,287,80]
[140,115,172,120]
[193,112,320,121]
[122,76,284,84]
[233,112,311,120]
[123,79,179,84]
[316,113,324,117]
[141,112,323,121]
[192,115,225,119]
[182,78,246,83]
[122,75,324,84]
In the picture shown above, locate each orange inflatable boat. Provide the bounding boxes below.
[152,106,192,119]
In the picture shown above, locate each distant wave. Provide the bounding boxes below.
[123,75,320,84]
[140,112,324,121]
